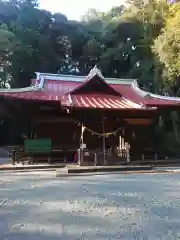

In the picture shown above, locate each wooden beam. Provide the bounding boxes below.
[125,118,152,125]
[33,117,76,123]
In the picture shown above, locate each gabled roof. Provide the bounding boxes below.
[59,66,144,109]
[0,66,180,109]
[67,66,122,96]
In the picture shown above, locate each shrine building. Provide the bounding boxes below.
[0,66,180,165]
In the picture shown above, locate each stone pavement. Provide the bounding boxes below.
[0,163,66,171]
[56,165,153,176]
[1,161,180,175]
[0,163,153,173]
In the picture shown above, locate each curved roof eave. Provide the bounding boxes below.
[0,84,41,93]
[131,81,180,102]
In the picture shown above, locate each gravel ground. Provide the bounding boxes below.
[0,171,180,239]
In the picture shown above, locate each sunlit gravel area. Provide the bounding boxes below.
[0,171,180,239]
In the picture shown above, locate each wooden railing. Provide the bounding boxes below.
[12,146,78,165]
[11,146,176,166]
[11,146,129,166]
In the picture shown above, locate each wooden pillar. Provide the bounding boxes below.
[94,152,97,166]
[102,118,107,165]
[77,148,81,165]
[79,124,85,166]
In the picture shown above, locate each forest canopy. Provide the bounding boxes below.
[0,0,179,96]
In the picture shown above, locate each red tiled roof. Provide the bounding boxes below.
[1,72,180,109]
[61,94,143,109]
[111,84,143,104]
[43,80,79,95]
[0,90,61,101]
[112,84,180,106]
[143,97,180,106]
[43,81,138,101]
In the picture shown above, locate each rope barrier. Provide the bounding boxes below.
[75,121,123,137]
[85,126,122,137]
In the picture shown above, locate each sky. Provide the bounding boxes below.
[39,0,125,20]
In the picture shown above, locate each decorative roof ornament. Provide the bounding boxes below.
[87,65,105,80]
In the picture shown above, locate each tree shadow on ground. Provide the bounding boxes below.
[1,172,180,239]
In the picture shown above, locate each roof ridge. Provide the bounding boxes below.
[36,72,136,85]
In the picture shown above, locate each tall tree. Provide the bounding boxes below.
[0,24,16,87]
[0,0,170,90]
[153,2,180,94]
[0,0,73,87]
[118,0,168,91]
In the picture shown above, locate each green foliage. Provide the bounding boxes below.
[0,0,176,93]
[0,0,180,153]
[0,24,16,87]
[153,3,180,91]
